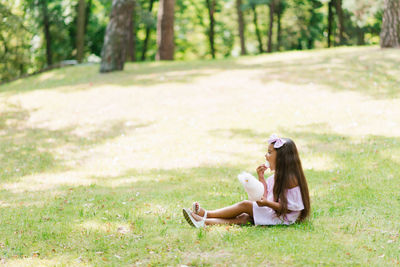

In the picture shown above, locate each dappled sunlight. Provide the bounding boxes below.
[302,155,336,172]
[0,199,45,208]
[38,72,66,82]
[1,257,88,267]
[0,171,94,193]
[236,46,372,66]
[1,47,400,266]
[79,220,132,235]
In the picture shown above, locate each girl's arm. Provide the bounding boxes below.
[256,197,282,212]
[256,165,268,197]
[259,177,268,198]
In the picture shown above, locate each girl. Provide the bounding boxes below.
[182,134,310,227]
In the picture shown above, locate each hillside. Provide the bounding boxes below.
[1,46,400,266]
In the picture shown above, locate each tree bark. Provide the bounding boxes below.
[85,0,92,30]
[356,26,365,45]
[206,0,216,59]
[276,2,282,51]
[334,0,345,45]
[141,0,155,61]
[380,0,400,48]
[126,2,136,62]
[100,0,135,73]
[251,4,263,53]
[267,0,274,53]
[40,0,52,66]
[327,0,333,47]
[156,0,175,60]
[236,0,246,55]
[76,0,86,63]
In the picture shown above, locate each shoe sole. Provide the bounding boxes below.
[182,208,195,227]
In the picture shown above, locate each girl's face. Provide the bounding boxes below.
[265,144,277,171]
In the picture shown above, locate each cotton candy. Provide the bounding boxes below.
[237,172,264,201]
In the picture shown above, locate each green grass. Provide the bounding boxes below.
[1,46,400,266]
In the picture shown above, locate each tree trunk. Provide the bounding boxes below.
[126,2,136,62]
[85,0,92,30]
[356,26,365,45]
[156,0,175,60]
[236,0,246,55]
[327,0,333,47]
[40,0,52,66]
[251,4,263,53]
[380,0,400,48]
[276,3,282,51]
[267,0,274,53]
[206,0,216,59]
[100,0,135,73]
[76,0,86,63]
[334,0,345,45]
[141,0,155,61]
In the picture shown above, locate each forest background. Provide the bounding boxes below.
[0,0,388,82]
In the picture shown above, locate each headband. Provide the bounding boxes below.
[268,134,286,148]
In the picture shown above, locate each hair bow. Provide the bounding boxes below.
[268,134,286,148]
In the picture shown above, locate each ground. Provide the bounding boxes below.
[0,46,399,266]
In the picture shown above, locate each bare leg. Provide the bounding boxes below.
[192,212,253,226]
[193,200,254,219]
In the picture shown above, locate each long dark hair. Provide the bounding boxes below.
[272,138,310,222]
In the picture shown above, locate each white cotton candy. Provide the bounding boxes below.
[265,161,270,168]
[237,172,264,201]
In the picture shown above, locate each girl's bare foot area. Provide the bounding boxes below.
[193,202,206,217]
[191,212,203,222]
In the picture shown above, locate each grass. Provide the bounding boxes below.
[0,46,400,266]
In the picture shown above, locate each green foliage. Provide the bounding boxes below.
[0,0,385,82]
[0,2,32,81]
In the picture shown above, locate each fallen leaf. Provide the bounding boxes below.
[117,226,129,234]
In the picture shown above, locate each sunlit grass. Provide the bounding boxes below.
[0,46,400,266]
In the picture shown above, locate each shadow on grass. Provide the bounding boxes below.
[257,49,400,98]
[1,47,399,99]
[1,125,400,264]
[209,125,400,216]
[0,104,152,183]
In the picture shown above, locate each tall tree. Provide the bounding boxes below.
[334,0,345,45]
[100,0,135,72]
[0,3,31,82]
[236,0,246,55]
[251,3,263,53]
[126,2,136,62]
[275,0,286,51]
[380,0,400,48]
[205,0,216,58]
[76,0,86,63]
[267,0,274,53]
[327,0,333,47]
[141,0,155,61]
[40,0,52,66]
[156,0,175,60]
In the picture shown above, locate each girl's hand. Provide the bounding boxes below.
[256,196,268,207]
[256,165,267,179]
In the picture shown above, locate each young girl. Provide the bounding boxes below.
[182,134,310,227]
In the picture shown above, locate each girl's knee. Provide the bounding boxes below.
[239,200,253,210]
[237,213,251,224]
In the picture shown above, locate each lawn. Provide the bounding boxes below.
[0,46,400,266]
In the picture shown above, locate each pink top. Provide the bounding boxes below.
[252,175,305,225]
